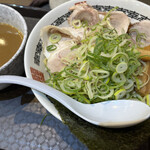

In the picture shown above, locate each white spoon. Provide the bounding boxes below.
[0,75,150,128]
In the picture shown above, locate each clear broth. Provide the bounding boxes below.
[0,23,23,67]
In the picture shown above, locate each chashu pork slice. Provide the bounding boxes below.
[40,25,80,73]
[68,1,100,26]
[99,11,130,35]
[129,20,150,47]
[41,25,77,59]
[109,11,130,35]
[68,1,130,35]
[62,27,84,40]
[47,40,77,73]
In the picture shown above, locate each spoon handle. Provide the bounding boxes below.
[0,75,73,108]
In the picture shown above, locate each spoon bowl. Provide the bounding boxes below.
[0,75,150,128]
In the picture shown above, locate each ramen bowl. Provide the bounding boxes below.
[0,4,27,90]
[24,0,150,122]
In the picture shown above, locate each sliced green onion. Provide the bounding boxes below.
[88,36,97,51]
[109,52,129,71]
[114,89,126,99]
[64,66,79,78]
[103,77,110,84]
[75,94,91,104]
[138,72,150,88]
[126,85,134,93]
[131,92,143,101]
[71,44,80,50]
[77,44,87,58]
[43,58,47,65]
[103,31,117,40]
[72,20,82,29]
[85,81,94,99]
[97,89,114,99]
[82,20,88,27]
[102,6,119,21]
[124,79,134,90]
[96,83,109,94]
[46,45,57,51]
[49,33,61,44]
[59,78,82,95]
[135,77,141,90]
[129,29,146,46]
[100,47,117,58]
[112,72,126,83]
[119,39,128,47]
[145,94,150,106]
[78,61,89,79]
[109,82,124,89]
[83,75,90,81]
[90,69,110,79]
[116,62,128,73]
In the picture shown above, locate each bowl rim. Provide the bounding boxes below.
[0,4,28,71]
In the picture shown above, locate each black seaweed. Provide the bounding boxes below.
[50,98,150,150]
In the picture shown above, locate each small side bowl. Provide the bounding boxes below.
[0,4,28,90]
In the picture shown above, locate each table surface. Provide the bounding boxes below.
[0,1,150,150]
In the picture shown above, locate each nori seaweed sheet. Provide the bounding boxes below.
[50,98,150,150]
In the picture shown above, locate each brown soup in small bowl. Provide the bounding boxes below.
[0,23,23,67]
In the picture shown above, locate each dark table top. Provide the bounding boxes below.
[140,0,150,5]
[0,0,150,150]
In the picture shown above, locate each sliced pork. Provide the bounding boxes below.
[68,1,100,26]
[47,41,76,73]
[40,25,79,73]
[99,11,130,35]
[109,11,130,35]
[129,20,150,47]
[68,1,130,35]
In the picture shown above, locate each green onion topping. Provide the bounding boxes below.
[49,33,61,44]
[45,7,149,104]
[46,45,57,51]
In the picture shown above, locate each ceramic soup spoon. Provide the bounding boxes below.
[0,75,150,128]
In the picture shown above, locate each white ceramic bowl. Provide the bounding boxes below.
[0,4,27,90]
[25,0,150,122]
